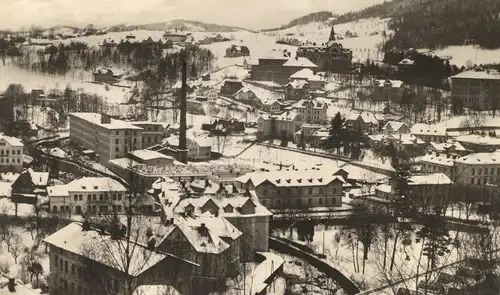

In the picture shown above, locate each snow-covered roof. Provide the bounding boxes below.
[282,57,318,68]
[346,112,379,125]
[398,134,426,145]
[455,134,500,146]
[420,154,455,167]
[427,141,466,152]
[0,133,23,147]
[43,222,189,276]
[409,173,453,185]
[174,192,272,218]
[130,149,174,162]
[382,121,408,133]
[452,70,500,80]
[286,79,309,89]
[184,216,242,240]
[289,68,325,82]
[26,169,49,187]
[64,177,127,192]
[376,184,392,193]
[236,170,345,188]
[455,151,500,165]
[259,111,303,122]
[398,58,415,66]
[411,123,447,137]
[47,185,69,197]
[190,137,212,148]
[293,99,327,110]
[174,220,229,254]
[374,79,404,88]
[70,113,143,130]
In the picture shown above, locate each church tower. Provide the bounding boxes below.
[329,26,335,41]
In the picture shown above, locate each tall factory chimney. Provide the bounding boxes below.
[178,50,188,164]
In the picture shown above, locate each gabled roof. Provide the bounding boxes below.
[65,177,127,192]
[236,170,346,188]
[184,216,242,240]
[0,133,23,147]
[282,57,318,68]
[411,123,447,137]
[293,99,327,110]
[174,221,230,254]
[286,79,309,89]
[26,168,49,187]
[383,121,408,132]
[409,173,453,185]
[43,223,192,277]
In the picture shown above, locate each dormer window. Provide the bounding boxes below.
[82,185,86,189]
[286,179,291,183]
[297,179,302,183]
[276,179,281,184]
[318,178,323,183]
[308,178,313,183]
[224,205,233,213]
[94,186,98,190]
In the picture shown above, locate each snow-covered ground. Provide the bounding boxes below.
[274,226,462,291]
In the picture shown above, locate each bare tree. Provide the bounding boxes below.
[8,232,23,264]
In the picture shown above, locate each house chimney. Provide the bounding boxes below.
[8,278,15,292]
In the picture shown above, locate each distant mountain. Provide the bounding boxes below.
[106,19,255,33]
[265,0,500,50]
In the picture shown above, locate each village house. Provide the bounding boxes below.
[257,111,304,140]
[128,149,175,167]
[261,99,284,113]
[225,44,250,58]
[156,216,242,286]
[232,87,263,108]
[289,68,326,91]
[47,176,128,215]
[163,136,212,161]
[411,123,448,143]
[93,68,128,84]
[371,79,404,102]
[424,140,469,157]
[382,121,410,136]
[236,169,347,210]
[450,70,500,111]
[296,27,353,72]
[420,152,456,180]
[293,124,330,148]
[127,121,170,148]
[0,133,24,172]
[43,222,196,295]
[284,79,310,101]
[454,150,500,186]
[345,112,379,134]
[33,92,64,109]
[10,168,49,206]
[455,134,500,153]
[394,134,427,154]
[163,30,189,43]
[220,80,243,97]
[161,185,272,262]
[375,184,393,200]
[195,86,218,101]
[250,50,318,85]
[408,173,453,211]
[201,73,211,81]
[291,99,329,125]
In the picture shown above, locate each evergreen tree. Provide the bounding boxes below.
[190,63,198,78]
[298,130,306,150]
[329,26,336,41]
[280,130,288,147]
[329,112,344,152]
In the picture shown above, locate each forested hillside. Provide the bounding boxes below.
[383,0,500,50]
[266,0,500,50]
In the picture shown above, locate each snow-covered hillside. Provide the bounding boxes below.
[265,16,500,67]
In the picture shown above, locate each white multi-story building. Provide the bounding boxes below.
[0,133,24,172]
[291,99,329,125]
[69,113,144,165]
[257,111,304,140]
[454,150,500,186]
[47,177,127,215]
[451,70,500,110]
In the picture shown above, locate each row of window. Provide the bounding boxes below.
[261,196,337,207]
[72,193,123,202]
[0,158,21,164]
[0,149,21,155]
[51,204,122,214]
[471,167,500,176]
[261,186,338,196]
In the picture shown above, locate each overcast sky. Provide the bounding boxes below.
[0,0,388,30]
